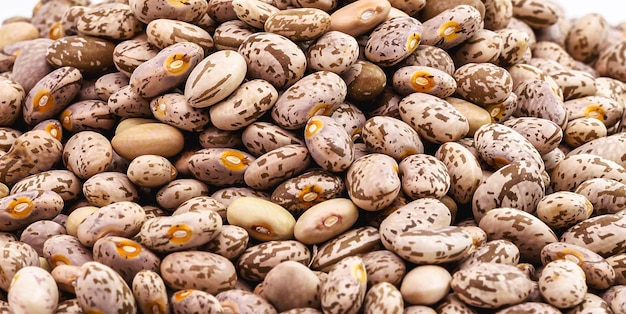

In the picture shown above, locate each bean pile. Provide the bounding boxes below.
[1,0,626,313]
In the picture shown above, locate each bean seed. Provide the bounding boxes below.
[75,261,136,314]
[132,270,169,314]
[8,266,58,314]
[539,259,587,308]
[227,196,296,241]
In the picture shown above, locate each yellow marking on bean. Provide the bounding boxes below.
[168,0,189,6]
[351,263,367,285]
[492,156,510,169]
[60,109,73,131]
[164,53,190,75]
[114,239,142,259]
[45,122,63,141]
[146,301,168,314]
[7,196,34,219]
[173,289,193,301]
[399,148,418,160]
[410,71,435,92]
[351,127,362,141]
[308,103,333,118]
[406,33,421,53]
[486,103,505,122]
[584,104,605,121]
[220,150,249,171]
[439,21,461,42]
[49,22,63,40]
[584,199,593,217]
[33,89,55,113]
[50,254,71,267]
[305,119,324,138]
[154,100,168,117]
[167,224,192,244]
[556,247,586,264]
[10,274,19,287]
[170,166,178,180]
[298,184,323,207]
[84,308,105,314]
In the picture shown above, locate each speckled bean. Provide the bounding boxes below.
[0,240,40,291]
[160,250,237,294]
[241,122,304,157]
[150,93,210,132]
[132,269,169,314]
[306,31,359,74]
[311,226,381,271]
[321,256,367,314]
[420,5,482,50]
[264,8,331,42]
[130,42,204,98]
[270,169,345,217]
[391,226,473,264]
[271,71,347,130]
[398,92,469,144]
[434,142,483,204]
[479,207,558,264]
[575,178,626,215]
[560,213,626,258]
[345,153,401,211]
[112,39,160,78]
[155,178,209,211]
[75,261,136,313]
[244,144,311,190]
[137,209,222,253]
[170,289,224,313]
[364,281,404,313]
[539,259,587,308]
[236,240,310,282]
[361,116,423,161]
[129,0,208,24]
[0,189,64,232]
[364,16,422,67]
[46,35,117,74]
[43,234,93,268]
[535,191,593,229]
[238,32,307,89]
[62,131,113,179]
[209,79,278,131]
[77,3,142,40]
[304,115,355,172]
[82,172,139,207]
[92,236,160,284]
[451,262,534,309]
[454,62,513,106]
[564,117,607,148]
[550,154,626,192]
[541,242,616,290]
[392,65,457,98]
[76,201,145,247]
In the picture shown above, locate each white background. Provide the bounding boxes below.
[1,1,623,27]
